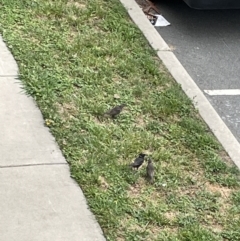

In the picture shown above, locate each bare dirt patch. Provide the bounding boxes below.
[127,179,146,198]
[164,211,178,221]
[205,182,232,198]
[56,102,78,120]
[135,116,145,127]
[219,150,235,166]
[67,1,86,9]
[98,176,109,190]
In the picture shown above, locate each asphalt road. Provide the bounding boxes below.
[153,0,240,142]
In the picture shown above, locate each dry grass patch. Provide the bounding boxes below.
[205,182,232,198]
[135,116,145,127]
[67,0,86,9]
[56,102,78,120]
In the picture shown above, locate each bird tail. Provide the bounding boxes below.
[149,175,154,184]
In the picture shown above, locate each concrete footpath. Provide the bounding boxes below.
[0,36,105,241]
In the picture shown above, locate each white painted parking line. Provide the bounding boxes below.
[204,89,240,96]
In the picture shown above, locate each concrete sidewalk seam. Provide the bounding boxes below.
[0,162,68,169]
[0,33,106,241]
[120,0,240,169]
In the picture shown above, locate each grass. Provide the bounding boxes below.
[1,0,240,240]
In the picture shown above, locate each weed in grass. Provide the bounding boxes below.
[231,190,240,205]
[178,225,220,241]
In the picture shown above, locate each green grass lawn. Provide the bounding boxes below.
[1,0,240,240]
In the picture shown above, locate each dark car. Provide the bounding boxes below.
[183,0,240,9]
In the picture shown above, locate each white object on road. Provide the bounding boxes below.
[204,89,240,96]
[154,15,171,27]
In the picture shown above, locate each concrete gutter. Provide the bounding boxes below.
[119,0,240,169]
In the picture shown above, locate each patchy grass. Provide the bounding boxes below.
[1,0,240,240]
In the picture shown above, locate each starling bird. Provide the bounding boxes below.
[130,153,147,169]
[146,158,154,183]
[104,104,126,119]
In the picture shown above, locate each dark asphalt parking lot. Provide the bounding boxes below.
[153,0,240,142]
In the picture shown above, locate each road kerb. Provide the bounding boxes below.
[120,0,170,51]
[120,0,240,169]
